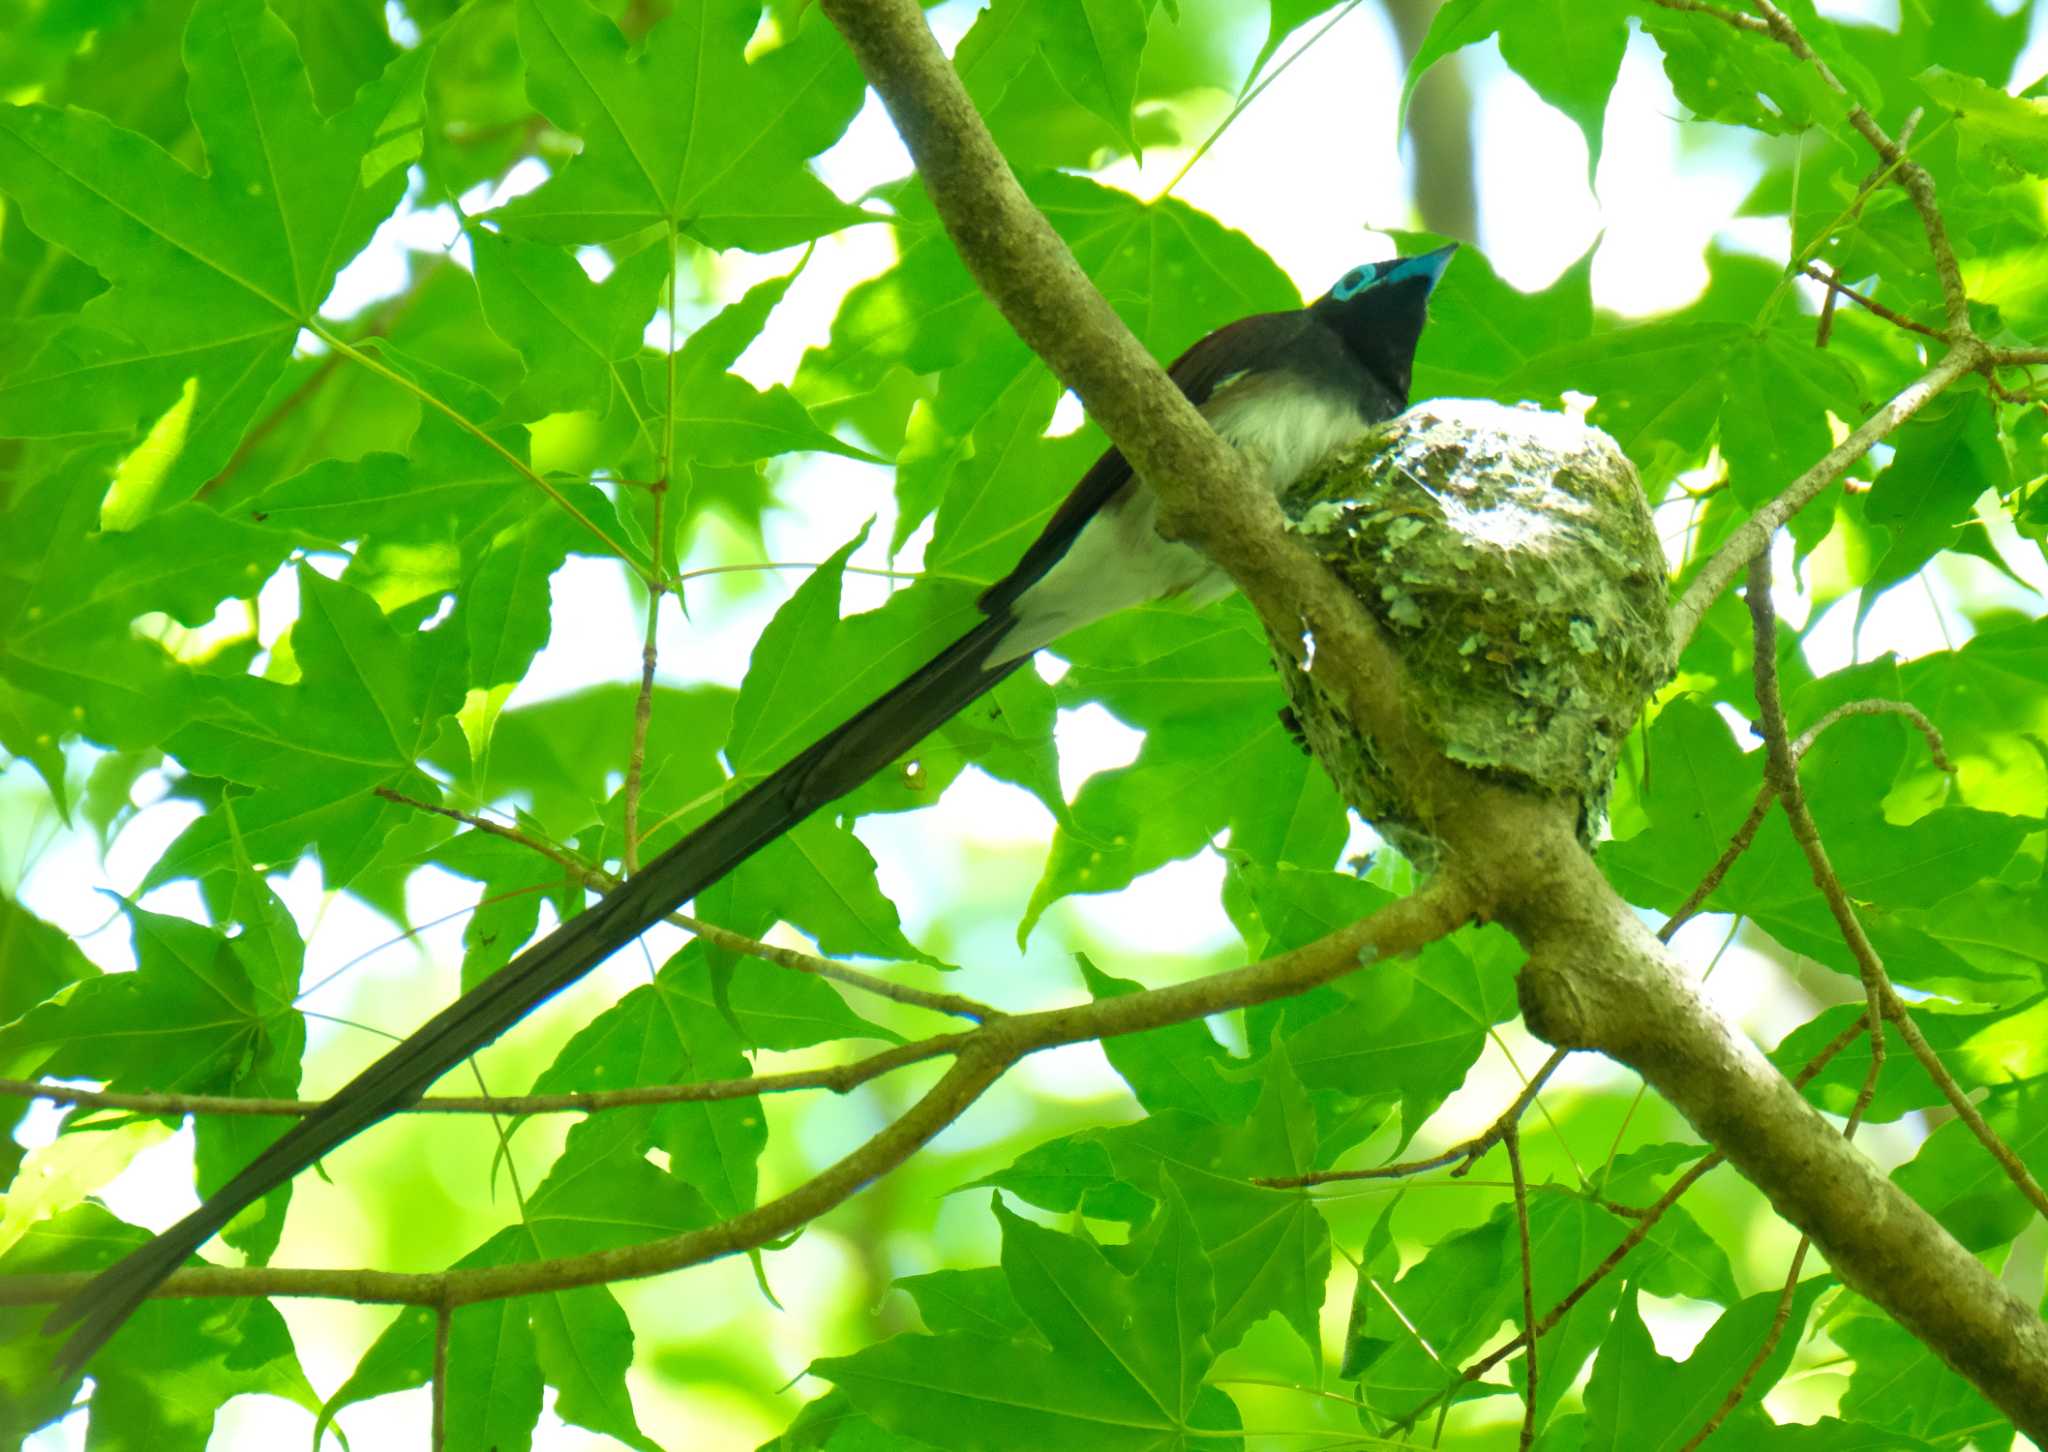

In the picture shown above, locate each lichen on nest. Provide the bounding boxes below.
[1275,397,1673,859]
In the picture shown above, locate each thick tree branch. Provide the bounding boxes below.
[809,0,2048,1432]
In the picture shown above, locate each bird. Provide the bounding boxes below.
[45,242,1456,1375]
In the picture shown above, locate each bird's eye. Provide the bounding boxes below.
[1334,265,1374,300]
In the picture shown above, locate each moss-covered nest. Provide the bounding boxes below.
[1276,398,1673,858]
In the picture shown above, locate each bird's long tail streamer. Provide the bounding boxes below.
[47,610,1024,1374]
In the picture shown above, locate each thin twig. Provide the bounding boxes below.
[1679,1240,1813,1450]
[1750,552,1890,1140]
[1797,264,1943,340]
[670,910,998,1022]
[433,1303,451,1452]
[374,787,589,878]
[1792,699,1954,773]
[1648,0,1770,33]
[1257,1051,1567,1188]
[1815,263,1841,348]
[672,559,935,589]
[1507,1126,1539,1452]
[623,477,668,877]
[1842,955,1890,1146]
[1,1037,969,1117]
[1747,550,2048,1225]
[628,224,684,873]
[1660,785,1773,943]
[1390,1014,1869,1433]
[1885,996,2048,1221]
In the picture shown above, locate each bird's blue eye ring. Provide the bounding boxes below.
[1332,264,1376,301]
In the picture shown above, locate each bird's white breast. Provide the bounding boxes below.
[995,377,1369,661]
[1203,372,1374,495]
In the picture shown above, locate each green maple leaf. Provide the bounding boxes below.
[1081,958,1257,1122]
[492,0,869,251]
[0,0,427,495]
[814,1191,1242,1450]
[1022,602,1348,935]
[526,941,878,1219]
[665,266,885,469]
[468,224,670,440]
[797,172,1298,547]
[1402,0,1630,174]
[144,567,463,891]
[954,0,1152,158]
[1585,1280,1831,1448]
[0,898,297,1105]
[1101,1041,1333,1358]
[1,1206,318,1448]
[0,874,306,1261]
[318,1114,712,1452]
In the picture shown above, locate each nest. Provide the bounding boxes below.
[1275,398,1673,859]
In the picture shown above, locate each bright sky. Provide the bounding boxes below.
[15,1,2048,1446]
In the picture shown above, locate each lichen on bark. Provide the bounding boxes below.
[1275,398,1673,857]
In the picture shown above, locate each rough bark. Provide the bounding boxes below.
[813,0,2048,1433]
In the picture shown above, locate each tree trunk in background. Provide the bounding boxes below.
[1382,0,1478,244]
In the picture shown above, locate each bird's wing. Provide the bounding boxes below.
[976,309,1310,617]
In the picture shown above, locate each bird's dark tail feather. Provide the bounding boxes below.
[45,611,1025,1377]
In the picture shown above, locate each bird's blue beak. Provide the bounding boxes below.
[1388,242,1459,294]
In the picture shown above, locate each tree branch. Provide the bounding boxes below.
[1672,344,1980,651]
[1746,0,1969,331]
[1797,263,1943,340]
[1257,1049,1567,1188]
[432,1305,451,1452]
[804,0,2048,1432]
[1394,1012,1867,1431]
[1506,1125,1538,1452]
[1648,0,1770,34]
[0,1034,965,1118]
[1,880,1471,1314]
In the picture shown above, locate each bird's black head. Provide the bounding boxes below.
[1310,243,1458,406]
